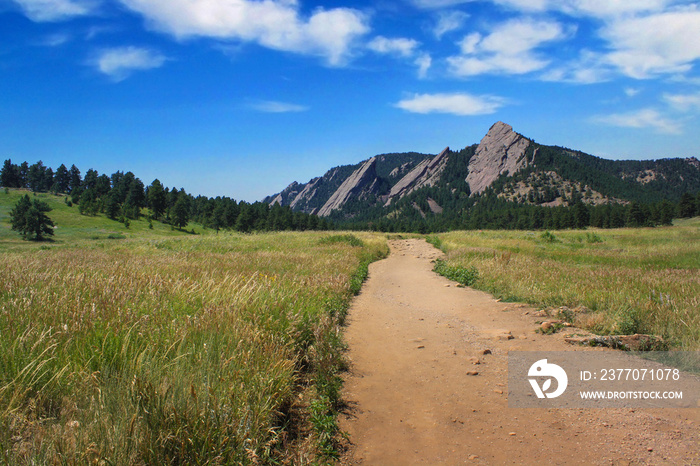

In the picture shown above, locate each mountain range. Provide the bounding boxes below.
[265,122,700,230]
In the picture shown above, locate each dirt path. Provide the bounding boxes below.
[339,239,699,465]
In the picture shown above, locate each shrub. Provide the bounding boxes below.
[586,232,603,243]
[540,231,558,243]
[318,234,364,248]
[433,259,479,286]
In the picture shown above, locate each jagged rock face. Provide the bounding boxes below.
[466,121,530,195]
[289,177,322,211]
[268,181,302,207]
[317,157,381,217]
[385,147,450,205]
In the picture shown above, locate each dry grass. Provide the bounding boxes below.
[0,231,388,464]
[430,218,700,350]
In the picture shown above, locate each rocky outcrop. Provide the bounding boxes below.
[426,198,443,214]
[267,181,302,207]
[385,147,450,205]
[317,157,381,217]
[289,177,322,211]
[466,122,531,195]
[686,157,700,169]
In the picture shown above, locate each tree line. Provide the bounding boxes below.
[336,187,700,233]
[1,159,330,234]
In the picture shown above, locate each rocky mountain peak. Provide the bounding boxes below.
[465,121,531,195]
[385,147,450,205]
[317,157,381,217]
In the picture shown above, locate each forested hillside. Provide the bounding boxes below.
[0,159,329,234]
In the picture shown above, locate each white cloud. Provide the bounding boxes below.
[592,108,681,134]
[448,18,572,76]
[367,35,430,78]
[410,0,476,8]
[433,10,469,38]
[37,33,72,46]
[415,53,432,78]
[368,36,419,58]
[540,49,611,83]
[624,87,641,97]
[492,0,671,18]
[118,0,369,66]
[249,100,309,113]
[95,46,167,81]
[395,92,506,115]
[601,9,700,79]
[663,92,700,112]
[560,0,670,17]
[11,0,96,21]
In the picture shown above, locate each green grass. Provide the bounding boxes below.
[0,190,390,463]
[0,189,201,251]
[429,219,700,350]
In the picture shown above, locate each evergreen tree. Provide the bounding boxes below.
[678,192,696,218]
[44,167,54,193]
[104,191,121,219]
[235,204,255,232]
[78,188,99,216]
[95,174,111,197]
[18,162,29,188]
[53,164,70,193]
[626,202,646,227]
[10,194,54,240]
[1,159,19,187]
[124,178,146,219]
[172,195,190,230]
[147,179,167,220]
[573,201,590,229]
[69,165,82,193]
[657,200,675,226]
[83,169,98,191]
[27,161,47,191]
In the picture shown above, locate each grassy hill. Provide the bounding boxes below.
[0,188,201,250]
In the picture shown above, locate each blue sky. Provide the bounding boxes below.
[1,0,700,201]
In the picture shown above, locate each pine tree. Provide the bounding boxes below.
[69,165,82,193]
[147,179,167,220]
[1,159,19,187]
[54,164,70,193]
[172,195,190,230]
[678,192,696,218]
[10,195,54,241]
[124,178,146,219]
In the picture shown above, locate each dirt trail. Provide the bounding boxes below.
[340,239,699,465]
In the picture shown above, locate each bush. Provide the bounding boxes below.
[433,259,479,286]
[540,231,559,243]
[585,232,603,243]
[318,234,364,248]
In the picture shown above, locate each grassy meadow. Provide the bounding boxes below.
[429,218,700,350]
[0,190,388,464]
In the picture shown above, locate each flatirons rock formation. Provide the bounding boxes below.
[265,121,700,222]
[466,121,531,195]
[317,157,382,217]
[386,147,450,205]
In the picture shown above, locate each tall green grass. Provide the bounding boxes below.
[0,231,388,464]
[429,219,700,350]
